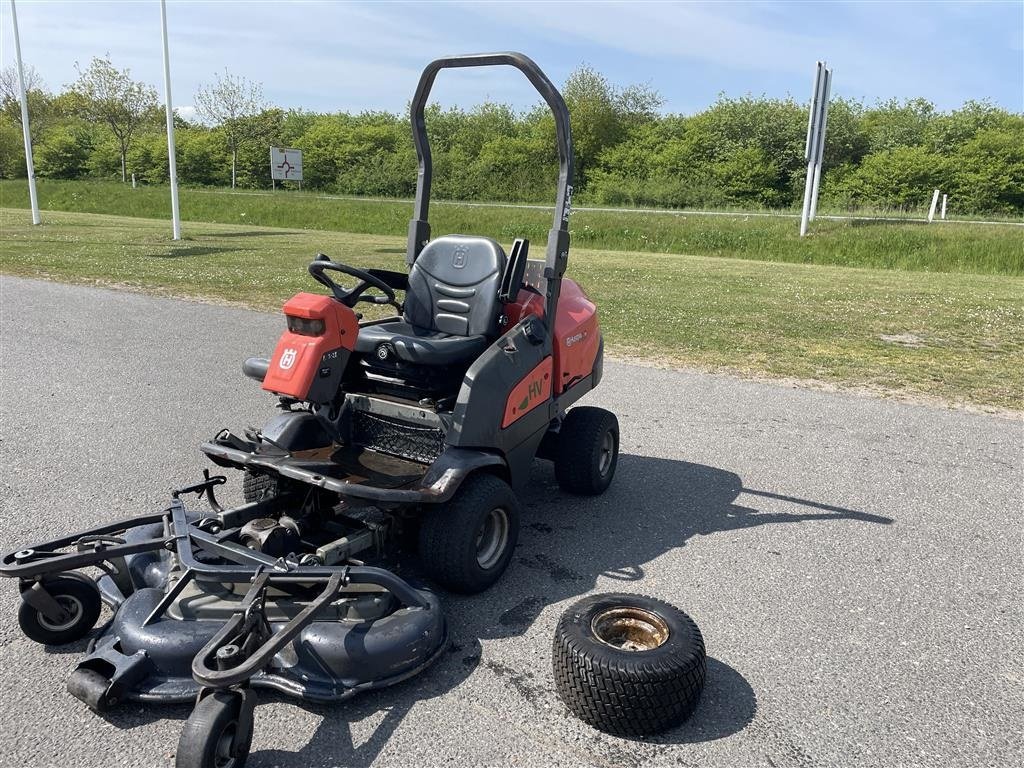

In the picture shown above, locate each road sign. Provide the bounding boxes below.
[270,147,303,181]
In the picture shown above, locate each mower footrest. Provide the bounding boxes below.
[68,646,152,712]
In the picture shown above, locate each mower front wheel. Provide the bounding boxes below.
[176,690,254,768]
[554,406,619,495]
[418,473,520,594]
[18,574,102,645]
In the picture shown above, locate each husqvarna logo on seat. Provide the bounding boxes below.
[376,345,390,360]
[279,348,297,369]
[452,244,468,269]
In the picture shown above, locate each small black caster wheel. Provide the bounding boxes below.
[176,690,255,768]
[18,574,102,645]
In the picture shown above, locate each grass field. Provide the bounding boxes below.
[2,179,1021,275]
[2,207,1021,410]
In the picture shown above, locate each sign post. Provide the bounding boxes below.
[800,61,832,237]
[927,189,940,223]
[270,147,303,190]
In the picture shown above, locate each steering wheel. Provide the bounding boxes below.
[308,254,397,309]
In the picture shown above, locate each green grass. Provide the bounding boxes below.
[2,179,1021,275]
[2,208,1021,410]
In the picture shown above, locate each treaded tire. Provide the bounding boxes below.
[553,593,706,736]
[18,574,102,645]
[242,470,279,503]
[176,691,253,768]
[418,473,520,594]
[554,406,619,495]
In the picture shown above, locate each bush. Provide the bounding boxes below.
[36,124,92,179]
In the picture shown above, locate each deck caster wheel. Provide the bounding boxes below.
[418,473,520,594]
[176,689,255,768]
[554,407,619,495]
[18,574,101,645]
[553,593,706,736]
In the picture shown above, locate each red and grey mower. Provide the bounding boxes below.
[0,53,619,768]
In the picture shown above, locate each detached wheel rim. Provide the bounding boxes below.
[37,594,83,632]
[592,606,670,651]
[598,430,615,477]
[475,507,510,570]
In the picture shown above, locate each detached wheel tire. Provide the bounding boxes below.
[418,473,520,594]
[554,407,619,495]
[553,593,706,737]
[18,574,101,645]
[242,470,279,503]
[176,691,253,768]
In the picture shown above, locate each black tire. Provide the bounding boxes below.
[554,406,619,495]
[18,574,102,645]
[418,473,520,594]
[553,593,706,737]
[242,470,279,503]
[176,691,253,768]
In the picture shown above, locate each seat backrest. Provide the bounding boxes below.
[405,235,507,337]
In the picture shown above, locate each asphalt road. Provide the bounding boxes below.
[0,277,1020,768]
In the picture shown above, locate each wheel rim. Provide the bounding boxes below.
[598,430,615,477]
[592,606,670,651]
[37,594,83,632]
[214,721,239,768]
[475,507,510,570]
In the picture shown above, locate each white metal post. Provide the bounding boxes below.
[800,62,826,237]
[927,189,940,223]
[941,194,947,220]
[160,0,181,240]
[9,0,40,225]
[809,67,832,221]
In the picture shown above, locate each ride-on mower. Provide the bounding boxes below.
[0,53,619,767]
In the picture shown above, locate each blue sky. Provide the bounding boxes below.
[2,1,1022,119]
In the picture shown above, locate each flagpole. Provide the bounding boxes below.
[160,0,181,240]
[9,0,40,225]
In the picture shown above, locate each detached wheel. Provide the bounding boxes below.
[554,407,619,495]
[553,594,706,737]
[242,470,280,503]
[176,691,253,768]
[18,574,101,645]
[418,473,520,594]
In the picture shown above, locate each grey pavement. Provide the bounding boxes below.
[0,276,1020,768]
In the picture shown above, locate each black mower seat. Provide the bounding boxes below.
[357,234,506,368]
[356,322,488,366]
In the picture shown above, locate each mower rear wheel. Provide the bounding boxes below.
[176,690,253,768]
[554,407,619,495]
[418,473,520,594]
[18,574,101,645]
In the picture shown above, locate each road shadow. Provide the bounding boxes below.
[248,638,480,768]
[469,454,892,641]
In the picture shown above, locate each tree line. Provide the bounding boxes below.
[1,56,1021,215]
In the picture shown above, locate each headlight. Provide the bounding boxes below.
[286,316,325,336]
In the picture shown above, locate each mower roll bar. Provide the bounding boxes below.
[407,52,574,328]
